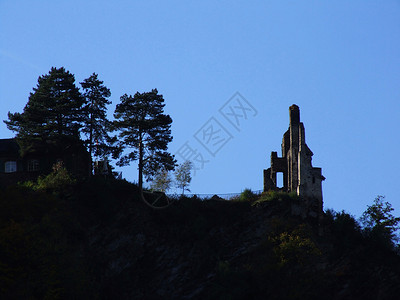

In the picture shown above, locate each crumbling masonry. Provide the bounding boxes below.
[263,105,325,211]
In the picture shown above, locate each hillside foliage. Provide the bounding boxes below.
[0,178,399,299]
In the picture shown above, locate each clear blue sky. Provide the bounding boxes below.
[1,1,399,218]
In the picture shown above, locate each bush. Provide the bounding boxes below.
[27,162,76,192]
[253,191,299,206]
[329,210,361,234]
[271,229,321,267]
[238,188,257,202]
[266,222,321,267]
[324,209,363,254]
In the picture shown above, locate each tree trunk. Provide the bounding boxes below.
[138,138,143,192]
[89,109,93,177]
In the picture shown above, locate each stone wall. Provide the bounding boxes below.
[263,105,325,211]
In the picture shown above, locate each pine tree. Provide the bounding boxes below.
[113,89,176,191]
[4,67,85,154]
[80,73,115,175]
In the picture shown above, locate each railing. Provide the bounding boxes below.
[166,189,263,200]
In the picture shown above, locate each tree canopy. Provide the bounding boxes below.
[150,168,172,193]
[4,67,85,154]
[113,89,176,190]
[360,195,400,249]
[80,73,115,174]
[175,160,193,194]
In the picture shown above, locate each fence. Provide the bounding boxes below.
[166,189,263,200]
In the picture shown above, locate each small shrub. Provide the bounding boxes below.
[35,162,76,191]
[238,188,256,202]
[269,224,321,267]
[253,191,300,206]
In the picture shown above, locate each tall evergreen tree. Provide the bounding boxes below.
[80,73,115,175]
[4,67,85,154]
[113,89,176,191]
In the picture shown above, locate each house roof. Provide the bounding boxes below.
[0,138,20,157]
[0,137,90,157]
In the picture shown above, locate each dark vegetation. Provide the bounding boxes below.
[113,89,176,191]
[1,173,399,299]
[2,66,400,298]
[4,67,175,191]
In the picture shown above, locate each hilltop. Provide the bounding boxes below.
[1,177,400,299]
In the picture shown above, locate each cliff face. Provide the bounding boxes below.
[84,197,269,299]
[72,182,400,300]
[1,179,400,299]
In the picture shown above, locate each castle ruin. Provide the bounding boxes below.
[263,105,325,210]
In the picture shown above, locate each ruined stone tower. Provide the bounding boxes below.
[263,105,325,208]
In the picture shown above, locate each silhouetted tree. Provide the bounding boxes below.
[113,89,176,191]
[80,73,115,175]
[175,160,193,194]
[4,67,85,154]
[361,196,400,249]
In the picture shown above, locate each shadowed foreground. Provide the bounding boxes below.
[1,178,399,299]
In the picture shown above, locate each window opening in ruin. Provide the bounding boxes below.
[312,176,315,184]
[277,172,284,188]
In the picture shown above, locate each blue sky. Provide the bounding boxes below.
[1,1,399,218]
